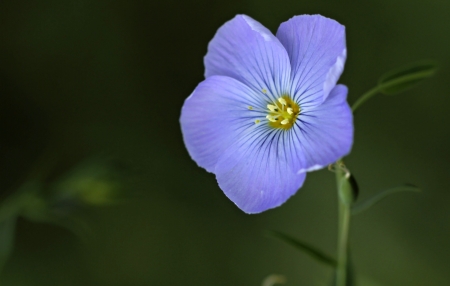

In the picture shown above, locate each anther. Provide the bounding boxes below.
[287,107,293,115]
[280,119,289,125]
[267,104,278,112]
[278,98,287,105]
[266,115,277,122]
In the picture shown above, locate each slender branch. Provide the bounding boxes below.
[351,86,381,112]
[351,71,432,112]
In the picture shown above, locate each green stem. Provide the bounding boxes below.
[335,162,352,286]
[351,85,381,112]
[351,71,431,112]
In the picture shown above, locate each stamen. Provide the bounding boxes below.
[267,104,278,112]
[266,115,277,122]
[265,95,300,130]
[278,98,287,106]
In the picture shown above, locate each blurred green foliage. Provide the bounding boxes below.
[0,157,126,274]
[0,0,450,285]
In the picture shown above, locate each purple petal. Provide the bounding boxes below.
[180,75,265,173]
[276,15,346,108]
[204,15,291,100]
[290,84,353,173]
[214,128,307,214]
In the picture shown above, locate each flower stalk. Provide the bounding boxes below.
[335,160,353,286]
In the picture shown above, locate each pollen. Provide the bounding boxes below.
[266,115,277,122]
[278,98,287,105]
[248,106,253,110]
[267,104,278,112]
[267,95,300,130]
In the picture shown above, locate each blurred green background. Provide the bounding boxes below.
[0,0,449,285]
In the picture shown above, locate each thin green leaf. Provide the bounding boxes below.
[352,184,421,215]
[261,274,286,286]
[0,216,17,273]
[25,212,92,243]
[267,231,336,267]
[351,60,438,112]
[378,61,438,95]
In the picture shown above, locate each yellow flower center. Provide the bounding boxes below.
[266,95,300,130]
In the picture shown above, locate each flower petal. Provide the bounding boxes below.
[204,15,291,100]
[276,15,346,108]
[180,75,265,173]
[291,84,353,173]
[214,128,307,214]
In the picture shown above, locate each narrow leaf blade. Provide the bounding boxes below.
[352,184,421,215]
[261,274,286,286]
[0,216,17,273]
[378,61,437,95]
[29,214,92,243]
[267,231,336,267]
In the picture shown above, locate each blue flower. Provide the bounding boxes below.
[180,15,353,213]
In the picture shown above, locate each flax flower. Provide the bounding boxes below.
[180,15,353,213]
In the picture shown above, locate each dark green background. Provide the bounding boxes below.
[1,0,449,285]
